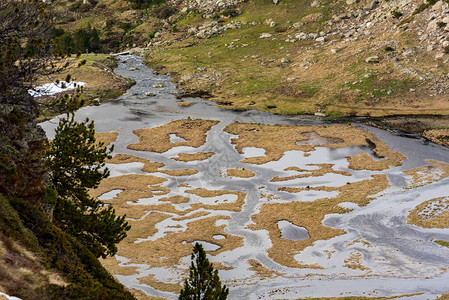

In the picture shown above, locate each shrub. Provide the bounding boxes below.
[444,45,449,54]
[437,21,447,28]
[153,4,177,19]
[391,9,403,18]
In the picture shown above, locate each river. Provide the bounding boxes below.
[41,55,449,299]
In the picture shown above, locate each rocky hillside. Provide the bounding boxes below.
[50,0,449,143]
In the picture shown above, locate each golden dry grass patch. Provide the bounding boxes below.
[176,101,195,107]
[91,174,168,201]
[115,215,243,268]
[95,131,119,147]
[403,160,449,188]
[407,197,449,229]
[248,259,285,278]
[128,119,220,153]
[185,188,247,212]
[344,251,370,271]
[423,129,449,147]
[223,122,404,169]
[159,195,191,204]
[226,168,255,178]
[107,154,198,176]
[172,211,210,221]
[249,175,389,268]
[139,274,182,294]
[100,256,139,276]
[212,262,234,271]
[130,288,168,300]
[172,152,215,162]
[89,174,184,218]
[271,164,351,182]
[126,212,172,242]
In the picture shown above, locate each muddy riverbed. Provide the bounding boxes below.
[41,55,449,299]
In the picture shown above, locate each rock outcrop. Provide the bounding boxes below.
[0,94,48,205]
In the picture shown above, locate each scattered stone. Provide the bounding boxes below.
[273,0,280,4]
[188,27,198,34]
[402,49,417,57]
[260,33,273,38]
[365,56,380,63]
[311,1,321,7]
[281,58,291,63]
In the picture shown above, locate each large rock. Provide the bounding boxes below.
[260,33,273,38]
[365,55,380,63]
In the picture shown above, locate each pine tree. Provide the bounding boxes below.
[47,113,130,258]
[179,243,229,300]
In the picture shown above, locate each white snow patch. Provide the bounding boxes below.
[28,81,85,97]
[0,292,22,300]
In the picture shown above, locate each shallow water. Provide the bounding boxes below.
[41,55,449,299]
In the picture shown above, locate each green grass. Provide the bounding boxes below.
[348,75,413,99]
[435,240,449,248]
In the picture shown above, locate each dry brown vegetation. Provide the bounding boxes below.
[0,234,67,298]
[172,152,215,162]
[407,197,449,229]
[95,131,119,147]
[115,215,244,268]
[271,164,351,182]
[185,188,247,212]
[248,259,284,278]
[100,257,139,276]
[423,129,449,147]
[344,251,369,271]
[108,154,199,176]
[128,119,220,153]
[90,174,170,218]
[249,175,389,268]
[139,274,182,293]
[223,122,404,169]
[176,101,195,107]
[226,168,255,178]
[404,160,449,188]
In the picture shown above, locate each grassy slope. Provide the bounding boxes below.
[36,54,135,120]
[145,0,449,117]
[0,193,135,299]
[50,0,449,140]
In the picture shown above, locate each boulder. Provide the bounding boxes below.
[365,55,380,63]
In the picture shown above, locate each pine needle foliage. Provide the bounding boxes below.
[47,113,130,258]
[179,243,229,300]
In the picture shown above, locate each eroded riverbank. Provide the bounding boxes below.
[41,55,449,300]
